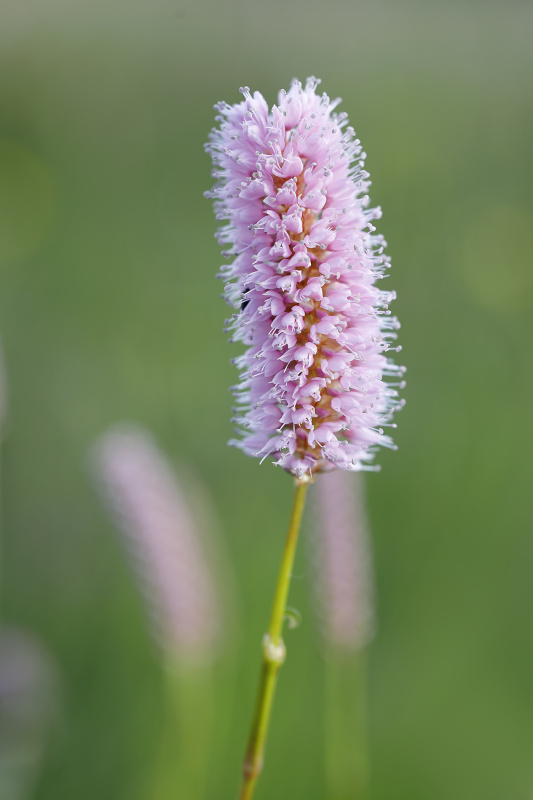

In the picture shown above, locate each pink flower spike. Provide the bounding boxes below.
[92,426,221,665]
[206,77,404,478]
[311,471,375,651]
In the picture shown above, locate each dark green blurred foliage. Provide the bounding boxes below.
[1,0,532,798]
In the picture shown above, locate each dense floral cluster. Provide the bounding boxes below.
[95,427,219,663]
[206,77,404,477]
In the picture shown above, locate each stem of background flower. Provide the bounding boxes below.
[151,659,214,800]
[238,478,310,800]
[325,649,369,800]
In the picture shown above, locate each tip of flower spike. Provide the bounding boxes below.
[305,76,321,91]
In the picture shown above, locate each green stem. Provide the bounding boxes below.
[151,659,214,800]
[325,649,369,800]
[238,477,310,800]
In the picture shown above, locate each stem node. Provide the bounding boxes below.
[262,634,286,666]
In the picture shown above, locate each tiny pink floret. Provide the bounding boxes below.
[206,78,404,477]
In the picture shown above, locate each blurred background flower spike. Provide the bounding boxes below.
[310,470,375,799]
[92,424,227,800]
[0,627,61,800]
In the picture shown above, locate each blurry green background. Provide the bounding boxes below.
[1,0,533,797]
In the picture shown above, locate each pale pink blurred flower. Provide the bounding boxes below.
[206,77,404,479]
[93,426,221,665]
[0,627,59,800]
[311,471,374,651]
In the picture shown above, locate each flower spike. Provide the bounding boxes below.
[207,78,404,475]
